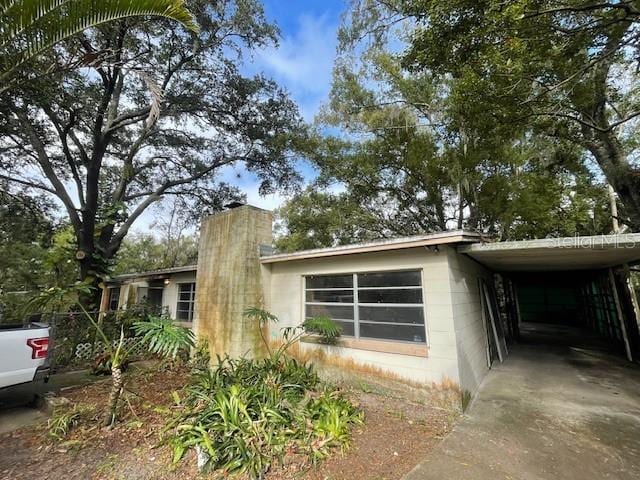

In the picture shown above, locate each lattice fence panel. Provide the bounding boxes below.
[74,337,145,360]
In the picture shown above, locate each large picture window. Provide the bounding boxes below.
[304,270,425,343]
[176,283,196,322]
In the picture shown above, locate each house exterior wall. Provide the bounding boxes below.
[263,246,461,386]
[446,249,492,395]
[102,270,197,320]
[162,272,197,319]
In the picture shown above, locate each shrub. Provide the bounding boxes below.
[189,338,210,371]
[132,316,195,359]
[165,355,362,478]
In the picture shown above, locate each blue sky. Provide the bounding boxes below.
[217,0,346,211]
[136,1,347,233]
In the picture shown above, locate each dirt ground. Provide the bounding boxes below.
[0,365,455,480]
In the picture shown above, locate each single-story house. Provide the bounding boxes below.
[102,204,640,398]
[102,265,196,323]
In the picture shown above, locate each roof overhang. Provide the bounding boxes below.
[459,234,640,272]
[261,230,482,264]
[108,264,197,283]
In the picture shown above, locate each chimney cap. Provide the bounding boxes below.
[224,201,246,209]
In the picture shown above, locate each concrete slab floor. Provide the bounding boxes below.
[404,323,640,480]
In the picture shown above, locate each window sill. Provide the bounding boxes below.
[300,335,428,357]
[173,321,193,328]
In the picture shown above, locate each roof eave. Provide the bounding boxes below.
[260,230,482,264]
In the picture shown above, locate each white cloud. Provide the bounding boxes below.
[252,13,338,120]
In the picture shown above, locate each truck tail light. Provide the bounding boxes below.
[27,337,49,359]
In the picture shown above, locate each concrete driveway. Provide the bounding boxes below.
[404,323,640,480]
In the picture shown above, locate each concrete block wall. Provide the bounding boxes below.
[194,206,273,358]
[263,247,461,386]
[447,248,492,396]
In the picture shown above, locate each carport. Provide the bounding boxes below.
[404,234,640,480]
[459,234,640,363]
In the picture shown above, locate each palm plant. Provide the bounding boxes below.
[132,315,195,359]
[25,283,196,427]
[0,0,198,88]
[243,307,342,361]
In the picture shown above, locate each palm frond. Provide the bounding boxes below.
[0,0,198,81]
[302,316,341,344]
[132,316,195,359]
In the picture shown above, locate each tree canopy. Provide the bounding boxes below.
[0,0,198,90]
[0,0,306,298]
[375,0,639,228]
[276,2,613,251]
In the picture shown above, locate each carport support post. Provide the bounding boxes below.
[608,268,633,361]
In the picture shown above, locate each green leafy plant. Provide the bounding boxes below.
[132,316,195,359]
[0,0,199,89]
[307,391,362,460]
[302,316,342,344]
[26,284,195,427]
[164,355,362,478]
[189,338,211,371]
[243,307,342,360]
[164,309,357,479]
[242,306,279,356]
[47,405,91,441]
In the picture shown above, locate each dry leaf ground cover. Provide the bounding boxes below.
[0,363,457,480]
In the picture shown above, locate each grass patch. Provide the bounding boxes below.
[47,405,94,441]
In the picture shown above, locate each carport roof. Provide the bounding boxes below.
[459,233,640,272]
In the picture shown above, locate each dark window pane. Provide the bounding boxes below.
[108,287,120,311]
[358,271,421,288]
[359,323,426,343]
[305,304,354,320]
[176,283,195,322]
[305,318,354,336]
[334,320,354,336]
[358,306,424,325]
[306,274,353,289]
[147,288,163,307]
[358,288,422,304]
[306,290,354,303]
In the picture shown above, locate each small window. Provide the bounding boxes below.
[304,270,426,344]
[176,283,196,322]
[108,287,121,311]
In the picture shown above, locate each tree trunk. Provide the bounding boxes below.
[588,133,640,231]
[103,365,124,427]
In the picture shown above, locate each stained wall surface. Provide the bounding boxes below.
[194,206,273,358]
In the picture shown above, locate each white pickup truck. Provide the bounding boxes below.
[0,322,51,391]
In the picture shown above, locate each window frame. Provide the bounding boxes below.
[304,269,427,345]
[107,286,121,311]
[176,282,196,322]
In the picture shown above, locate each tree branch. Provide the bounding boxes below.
[0,174,57,195]
[40,104,86,208]
[12,109,82,231]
